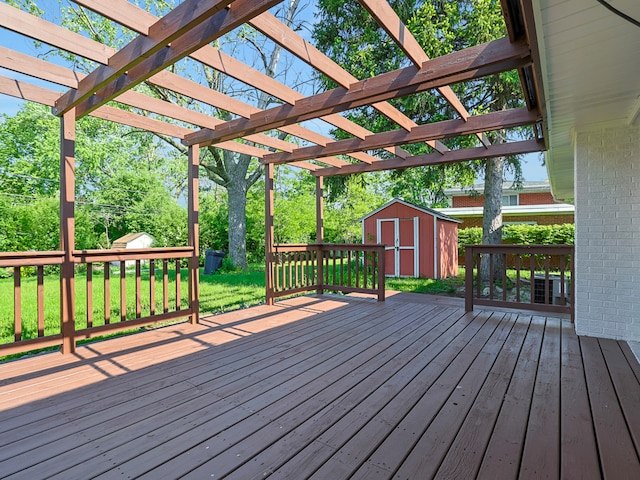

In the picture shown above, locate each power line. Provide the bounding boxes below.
[594,0,640,28]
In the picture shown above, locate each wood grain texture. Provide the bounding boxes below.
[1,294,637,479]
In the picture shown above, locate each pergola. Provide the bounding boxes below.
[0,0,544,354]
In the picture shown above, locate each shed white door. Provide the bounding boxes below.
[377,217,419,277]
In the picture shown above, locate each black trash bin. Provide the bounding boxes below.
[204,250,225,274]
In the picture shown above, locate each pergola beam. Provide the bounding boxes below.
[358,0,490,147]
[0,75,281,160]
[263,108,540,165]
[248,12,448,155]
[71,0,385,164]
[54,0,281,118]
[183,38,531,146]
[0,2,110,63]
[53,0,235,115]
[312,139,544,177]
[70,0,398,163]
[0,29,345,168]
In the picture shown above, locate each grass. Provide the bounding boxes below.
[0,264,266,351]
[386,273,466,296]
[0,262,478,361]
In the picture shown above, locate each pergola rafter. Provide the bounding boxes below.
[357,0,490,148]
[0,0,546,348]
[183,37,531,147]
[262,108,540,166]
[54,0,281,117]
[0,1,541,174]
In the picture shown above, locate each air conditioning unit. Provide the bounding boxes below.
[533,275,569,305]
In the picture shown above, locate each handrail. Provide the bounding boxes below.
[269,243,386,302]
[0,247,197,358]
[0,251,65,267]
[465,244,574,321]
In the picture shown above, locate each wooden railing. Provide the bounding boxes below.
[268,244,386,302]
[0,247,196,357]
[464,244,574,321]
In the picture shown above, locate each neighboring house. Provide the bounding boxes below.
[532,1,640,350]
[112,233,155,266]
[360,199,461,279]
[436,181,574,229]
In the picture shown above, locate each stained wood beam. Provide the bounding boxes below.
[183,38,531,146]
[0,47,309,156]
[248,12,448,155]
[55,0,281,118]
[357,0,490,147]
[0,2,110,64]
[0,25,347,166]
[312,139,544,177]
[0,75,299,163]
[54,0,235,115]
[72,0,383,163]
[263,108,540,165]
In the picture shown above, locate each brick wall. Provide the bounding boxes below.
[574,123,640,342]
[520,192,556,205]
[452,195,484,207]
[453,191,559,207]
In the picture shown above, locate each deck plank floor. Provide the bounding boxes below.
[1,292,639,479]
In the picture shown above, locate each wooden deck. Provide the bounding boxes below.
[1,292,639,479]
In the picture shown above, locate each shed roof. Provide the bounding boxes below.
[112,232,154,249]
[359,198,462,224]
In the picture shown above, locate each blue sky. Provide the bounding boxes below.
[0,2,548,182]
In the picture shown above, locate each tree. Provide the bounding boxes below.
[10,0,310,269]
[314,0,526,278]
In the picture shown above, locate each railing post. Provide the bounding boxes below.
[465,245,474,312]
[377,245,386,301]
[317,245,324,295]
[60,109,76,354]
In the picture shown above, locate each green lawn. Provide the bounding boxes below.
[1,263,466,358]
[0,265,266,348]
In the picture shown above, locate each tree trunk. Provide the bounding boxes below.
[227,179,248,269]
[480,155,504,282]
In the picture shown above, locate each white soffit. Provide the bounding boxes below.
[532,0,640,200]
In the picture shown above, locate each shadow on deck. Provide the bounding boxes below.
[0,292,639,479]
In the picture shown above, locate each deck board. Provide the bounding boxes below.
[0,293,639,479]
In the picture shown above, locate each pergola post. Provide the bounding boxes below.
[187,145,200,324]
[265,163,275,306]
[60,109,76,354]
[316,176,324,243]
[316,176,324,295]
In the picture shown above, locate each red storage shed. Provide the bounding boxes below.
[360,199,461,279]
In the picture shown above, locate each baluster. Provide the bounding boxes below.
[176,259,181,310]
[85,263,93,329]
[163,259,169,313]
[136,260,142,318]
[150,259,156,316]
[120,261,126,322]
[14,266,21,342]
[104,262,111,324]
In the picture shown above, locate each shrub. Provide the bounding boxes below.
[458,223,574,255]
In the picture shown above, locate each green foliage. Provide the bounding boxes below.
[458,227,484,247]
[502,223,575,245]
[314,0,526,206]
[199,190,229,253]
[458,223,575,254]
[386,275,464,295]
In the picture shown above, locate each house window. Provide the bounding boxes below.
[502,194,519,206]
